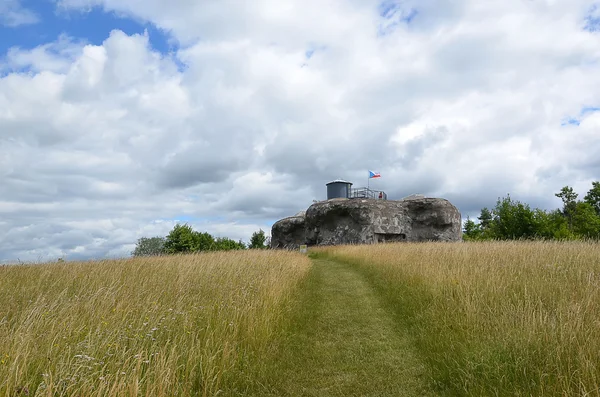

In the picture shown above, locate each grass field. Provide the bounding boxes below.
[322,241,600,396]
[2,242,600,396]
[0,250,311,396]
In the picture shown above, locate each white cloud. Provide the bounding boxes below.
[3,0,600,261]
[3,35,84,74]
[0,0,39,27]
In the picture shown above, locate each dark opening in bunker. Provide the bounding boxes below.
[375,233,407,243]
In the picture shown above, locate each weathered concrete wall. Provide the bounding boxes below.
[271,197,462,248]
[402,197,463,242]
[270,214,306,249]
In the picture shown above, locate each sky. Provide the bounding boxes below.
[1,0,600,262]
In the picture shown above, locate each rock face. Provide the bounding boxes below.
[271,197,462,248]
[270,214,306,249]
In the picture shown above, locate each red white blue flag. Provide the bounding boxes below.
[369,171,381,179]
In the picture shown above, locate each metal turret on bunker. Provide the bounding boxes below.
[270,180,462,249]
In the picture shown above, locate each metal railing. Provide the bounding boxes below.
[350,187,387,200]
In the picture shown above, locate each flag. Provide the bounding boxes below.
[369,171,381,179]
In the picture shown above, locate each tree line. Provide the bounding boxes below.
[132,224,269,256]
[463,182,600,240]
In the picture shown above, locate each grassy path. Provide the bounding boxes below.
[255,258,432,397]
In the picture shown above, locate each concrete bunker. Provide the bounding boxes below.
[271,180,462,249]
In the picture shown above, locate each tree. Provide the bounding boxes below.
[556,186,578,207]
[572,202,600,239]
[214,237,246,251]
[139,224,248,256]
[490,195,537,239]
[196,232,216,251]
[478,207,493,230]
[584,181,600,216]
[132,236,166,257]
[249,229,267,249]
[555,186,578,229]
[530,209,571,240]
[463,216,482,241]
[464,184,600,242]
[164,224,202,254]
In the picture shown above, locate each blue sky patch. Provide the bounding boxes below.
[0,1,175,57]
[581,106,600,115]
[561,106,600,126]
[377,0,418,36]
[302,45,327,67]
[561,117,581,127]
[305,44,328,59]
[379,1,400,19]
[584,4,600,32]
[172,215,195,223]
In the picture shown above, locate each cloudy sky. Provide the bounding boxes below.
[1,0,600,262]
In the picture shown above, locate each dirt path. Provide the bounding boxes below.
[258,258,433,397]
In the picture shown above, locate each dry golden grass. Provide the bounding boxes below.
[0,250,311,397]
[321,241,600,396]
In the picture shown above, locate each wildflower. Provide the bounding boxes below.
[73,354,95,361]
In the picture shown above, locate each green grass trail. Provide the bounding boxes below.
[254,258,433,397]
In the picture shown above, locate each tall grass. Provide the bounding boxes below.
[0,250,311,396]
[322,241,600,396]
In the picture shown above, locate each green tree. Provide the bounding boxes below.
[530,209,550,239]
[249,229,267,249]
[572,202,600,239]
[555,186,578,229]
[530,209,573,240]
[132,236,166,257]
[556,186,578,207]
[196,231,217,251]
[584,181,600,216]
[214,237,246,251]
[490,195,537,239]
[164,224,202,254]
[478,207,493,230]
[463,216,482,241]
[466,186,600,241]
